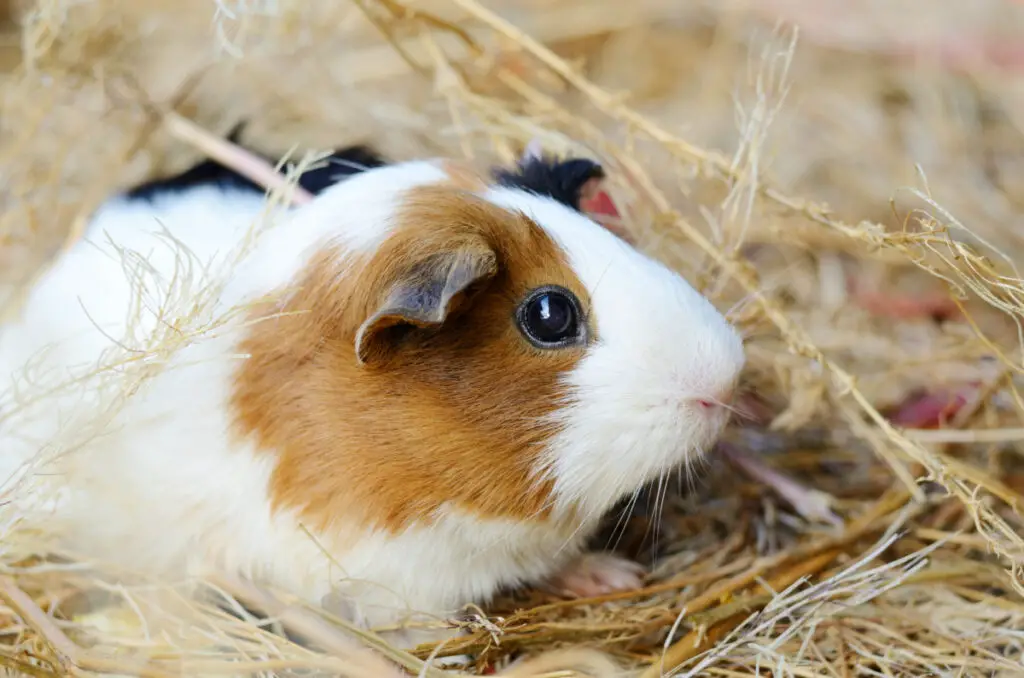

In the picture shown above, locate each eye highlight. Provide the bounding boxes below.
[516,285,585,349]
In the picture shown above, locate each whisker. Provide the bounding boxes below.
[652,471,669,557]
[684,448,702,497]
[701,394,759,423]
[607,487,643,553]
[326,157,375,173]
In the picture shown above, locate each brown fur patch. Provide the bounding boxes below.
[231,184,591,534]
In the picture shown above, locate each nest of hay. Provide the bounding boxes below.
[2,0,1024,675]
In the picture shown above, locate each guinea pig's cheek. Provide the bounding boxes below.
[539,348,703,516]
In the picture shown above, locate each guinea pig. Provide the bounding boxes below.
[0,136,745,651]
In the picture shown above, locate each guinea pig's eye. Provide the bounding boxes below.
[516,285,584,349]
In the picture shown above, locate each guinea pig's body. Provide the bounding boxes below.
[0,144,744,647]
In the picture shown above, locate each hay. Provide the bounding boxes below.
[1,0,1024,675]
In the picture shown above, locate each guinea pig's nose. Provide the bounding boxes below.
[695,387,736,411]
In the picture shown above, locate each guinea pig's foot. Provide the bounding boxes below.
[547,552,645,598]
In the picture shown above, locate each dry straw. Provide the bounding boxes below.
[2,0,1024,676]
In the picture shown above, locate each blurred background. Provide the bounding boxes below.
[3,0,1024,268]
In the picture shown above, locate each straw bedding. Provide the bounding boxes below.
[1,0,1024,675]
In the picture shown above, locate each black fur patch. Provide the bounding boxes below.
[493,155,605,212]
[126,123,388,201]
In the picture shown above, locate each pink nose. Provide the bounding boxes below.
[695,388,735,411]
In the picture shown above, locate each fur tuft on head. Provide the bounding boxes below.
[493,152,606,213]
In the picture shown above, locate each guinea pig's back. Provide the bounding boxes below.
[0,184,329,583]
[0,185,269,493]
[2,186,268,371]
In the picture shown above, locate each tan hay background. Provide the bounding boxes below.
[2,0,1024,676]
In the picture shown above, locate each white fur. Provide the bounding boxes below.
[0,159,744,646]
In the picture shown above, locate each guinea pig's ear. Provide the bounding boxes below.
[354,244,498,365]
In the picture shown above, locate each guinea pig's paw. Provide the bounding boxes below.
[547,552,645,598]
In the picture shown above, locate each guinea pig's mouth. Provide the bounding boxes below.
[664,421,730,478]
[694,410,733,443]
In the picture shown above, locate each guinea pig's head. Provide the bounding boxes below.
[231,155,745,535]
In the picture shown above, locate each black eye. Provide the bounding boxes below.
[516,286,584,348]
